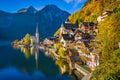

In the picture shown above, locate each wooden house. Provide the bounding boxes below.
[60,34,74,47]
[87,49,101,70]
[68,49,79,56]
[97,11,113,22]
[79,22,96,34]
[67,56,82,69]
[60,22,78,34]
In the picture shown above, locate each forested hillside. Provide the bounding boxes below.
[68,0,120,79]
[68,0,120,23]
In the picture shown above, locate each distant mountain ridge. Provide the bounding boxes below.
[0,5,70,40]
[17,6,37,13]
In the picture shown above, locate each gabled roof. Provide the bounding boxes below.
[69,49,78,53]
[102,11,113,16]
[63,22,78,30]
[81,22,95,27]
[62,34,74,41]
[74,29,85,35]
[47,37,57,42]
[69,56,82,62]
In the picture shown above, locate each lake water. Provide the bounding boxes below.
[0,41,74,80]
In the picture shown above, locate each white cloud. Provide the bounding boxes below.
[64,0,82,8]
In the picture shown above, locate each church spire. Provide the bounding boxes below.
[36,23,38,33]
[36,23,39,44]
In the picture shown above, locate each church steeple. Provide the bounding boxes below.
[36,23,38,33]
[36,23,39,44]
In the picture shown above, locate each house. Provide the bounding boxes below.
[73,39,90,55]
[30,36,37,44]
[43,37,57,47]
[74,29,84,40]
[68,49,79,56]
[60,34,74,47]
[79,22,97,34]
[97,11,113,22]
[73,40,83,54]
[43,38,53,46]
[67,56,82,69]
[87,49,101,70]
[60,22,78,34]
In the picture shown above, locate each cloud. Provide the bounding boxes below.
[64,0,82,8]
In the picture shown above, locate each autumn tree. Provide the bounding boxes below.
[24,33,31,45]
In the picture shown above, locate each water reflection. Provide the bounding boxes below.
[13,45,39,69]
[12,45,79,80]
[43,50,81,80]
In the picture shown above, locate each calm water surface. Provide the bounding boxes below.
[0,41,73,80]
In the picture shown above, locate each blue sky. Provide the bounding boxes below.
[0,0,87,13]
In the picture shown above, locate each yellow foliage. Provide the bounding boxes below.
[54,28,60,37]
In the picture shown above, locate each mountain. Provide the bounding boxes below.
[0,5,70,40]
[17,6,37,13]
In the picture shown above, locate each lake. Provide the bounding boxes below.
[0,41,75,80]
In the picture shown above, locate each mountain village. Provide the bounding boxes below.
[12,10,113,79]
[43,11,112,71]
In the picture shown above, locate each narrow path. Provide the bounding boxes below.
[82,73,91,80]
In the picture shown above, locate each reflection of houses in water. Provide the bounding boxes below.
[16,45,39,69]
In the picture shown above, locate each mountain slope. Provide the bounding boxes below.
[68,0,120,23]
[0,5,70,40]
[17,6,37,13]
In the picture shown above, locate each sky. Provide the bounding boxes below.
[0,0,87,13]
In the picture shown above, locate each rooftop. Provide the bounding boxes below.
[62,34,74,41]
[69,56,82,62]
[69,49,78,53]
[63,22,78,30]
[81,22,96,27]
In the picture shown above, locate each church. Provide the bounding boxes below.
[30,24,39,44]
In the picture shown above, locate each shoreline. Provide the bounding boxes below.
[40,45,91,80]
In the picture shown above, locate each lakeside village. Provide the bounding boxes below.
[12,11,112,79]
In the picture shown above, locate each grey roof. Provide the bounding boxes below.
[81,22,95,27]
[62,34,74,41]
[63,23,78,29]
[69,56,82,62]
[74,29,85,35]
[47,37,57,42]
[69,49,78,53]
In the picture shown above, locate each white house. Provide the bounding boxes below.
[97,11,113,22]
